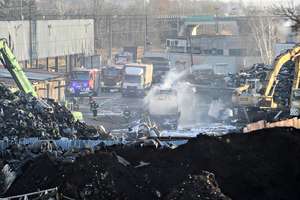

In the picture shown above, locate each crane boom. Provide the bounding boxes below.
[292,57,300,90]
[261,45,300,108]
[0,39,37,97]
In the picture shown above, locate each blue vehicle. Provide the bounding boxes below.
[67,68,100,97]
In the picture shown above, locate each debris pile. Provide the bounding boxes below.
[4,127,300,200]
[239,63,271,82]
[0,83,105,139]
[4,152,230,200]
[273,61,295,106]
[166,172,230,200]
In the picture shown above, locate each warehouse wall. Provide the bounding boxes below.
[0,21,30,61]
[35,79,66,102]
[167,52,262,73]
[36,19,94,58]
[0,19,94,61]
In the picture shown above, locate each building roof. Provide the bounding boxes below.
[0,68,64,81]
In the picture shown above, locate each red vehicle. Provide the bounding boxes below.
[67,68,100,96]
[100,65,124,92]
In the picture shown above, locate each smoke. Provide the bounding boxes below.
[144,69,188,110]
[144,69,206,129]
[161,70,187,89]
[176,82,201,128]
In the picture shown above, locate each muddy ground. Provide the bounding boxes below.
[3,127,300,200]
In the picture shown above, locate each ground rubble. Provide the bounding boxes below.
[2,127,300,200]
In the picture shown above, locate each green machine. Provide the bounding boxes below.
[0,38,83,121]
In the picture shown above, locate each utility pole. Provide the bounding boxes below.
[20,0,23,20]
[29,2,32,68]
[93,0,97,54]
[109,15,112,62]
[215,6,219,35]
[187,26,193,71]
[144,0,148,52]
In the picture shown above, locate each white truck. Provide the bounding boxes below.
[122,63,153,97]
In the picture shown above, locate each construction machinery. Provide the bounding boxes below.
[233,45,300,120]
[0,39,38,97]
[232,78,262,107]
[0,38,83,121]
[290,53,300,115]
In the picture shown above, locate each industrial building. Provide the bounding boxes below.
[165,16,264,74]
[0,19,96,72]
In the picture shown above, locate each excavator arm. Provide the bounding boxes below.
[292,57,300,91]
[0,39,37,97]
[0,38,83,120]
[261,45,300,108]
[290,57,300,115]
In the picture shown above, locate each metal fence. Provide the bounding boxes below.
[0,187,58,200]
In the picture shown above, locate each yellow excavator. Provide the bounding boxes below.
[233,45,300,117]
[289,53,300,115]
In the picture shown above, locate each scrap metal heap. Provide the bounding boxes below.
[237,63,271,86]
[273,61,295,107]
[0,83,106,139]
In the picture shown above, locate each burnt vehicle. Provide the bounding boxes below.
[147,86,180,129]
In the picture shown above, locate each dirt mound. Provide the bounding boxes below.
[114,127,300,200]
[166,172,231,200]
[5,127,300,199]
[6,153,229,200]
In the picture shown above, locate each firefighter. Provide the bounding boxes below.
[72,97,79,111]
[91,100,99,118]
[123,107,131,124]
[89,96,94,105]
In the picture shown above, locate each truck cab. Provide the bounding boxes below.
[122,63,153,97]
[67,68,100,97]
[141,56,171,84]
[100,65,124,92]
[115,52,133,65]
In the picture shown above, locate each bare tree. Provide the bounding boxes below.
[274,0,300,31]
[246,8,277,65]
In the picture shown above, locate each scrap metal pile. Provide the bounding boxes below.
[0,83,104,139]
[231,62,294,101]
[1,127,300,200]
[231,63,271,87]
[273,61,295,107]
